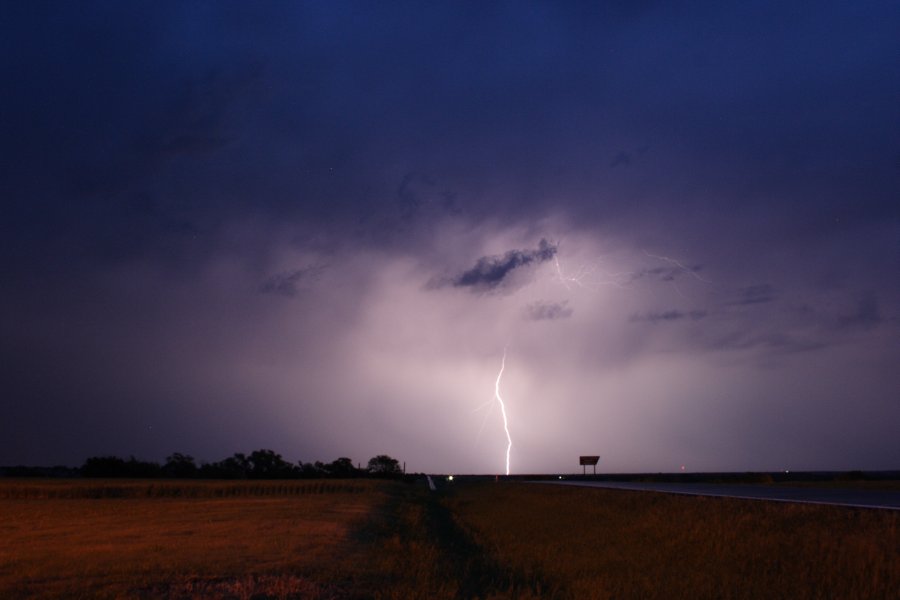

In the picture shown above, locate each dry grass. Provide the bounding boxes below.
[769,480,900,491]
[2,479,897,599]
[443,482,900,600]
[0,480,386,599]
[0,479,368,499]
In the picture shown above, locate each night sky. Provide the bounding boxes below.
[2,2,898,474]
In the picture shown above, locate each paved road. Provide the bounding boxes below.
[542,480,900,510]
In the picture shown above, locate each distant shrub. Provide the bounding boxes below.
[742,472,775,484]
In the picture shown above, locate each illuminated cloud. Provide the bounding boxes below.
[525,300,573,321]
[0,2,897,474]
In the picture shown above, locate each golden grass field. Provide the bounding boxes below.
[1,479,897,599]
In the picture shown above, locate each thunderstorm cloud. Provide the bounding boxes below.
[525,300,574,321]
[730,284,777,306]
[1,2,897,474]
[259,266,326,298]
[835,293,882,331]
[629,310,708,324]
[450,239,558,292]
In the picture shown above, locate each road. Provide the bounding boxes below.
[542,480,900,510]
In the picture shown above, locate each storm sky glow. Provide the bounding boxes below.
[1,2,898,473]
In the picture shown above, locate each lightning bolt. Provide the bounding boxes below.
[553,255,582,290]
[554,255,633,289]
[495,348,512,476]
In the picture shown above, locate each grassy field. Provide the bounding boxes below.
[0,480,384,599]
[1,479,897,599]
[443,482,900,599]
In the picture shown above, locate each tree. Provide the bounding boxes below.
[298,461,324,478]
[325,457,358,478]
[163,453,197,478]
[81,455,161,478]
[81,456,128,478]
[367,455,402,477]
[247,449,296,479]
[200,453,251,479]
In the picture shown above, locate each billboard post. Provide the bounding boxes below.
[579,455,600,475]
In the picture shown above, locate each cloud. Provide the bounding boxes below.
[630,262,706,284]
[2,2,898,473]
[633,266,680,282]
[139,66,262,159]
[610,146,648,168]
[259,265,326,297]
[525,300,573,321]
[446,239,558,292]
[397,173,460,220]
[728,284,776,306]
[609,151,631,168]
[629,310,708,324]
[835,292,882,331]
[707,331,826,356]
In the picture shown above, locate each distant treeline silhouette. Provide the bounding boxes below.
[2,450,405,479]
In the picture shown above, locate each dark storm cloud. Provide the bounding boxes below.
[706,331,826,356]
[397,173,460,220]
[525,300,573,321]
[631,265,704,284]
[134,66,259,159]
[609,152,632,168]
[4,1,898,254]
[1,4,265,272]
[635,267,679,282]
[609,146,648,168]
[729,284,777,306]
[259,266,326,298]
[1,1,898,472]
[450,239,558,292]
[835,292,882,331]
[630,310,708,324]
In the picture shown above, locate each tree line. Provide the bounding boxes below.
[3,450,405,479]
